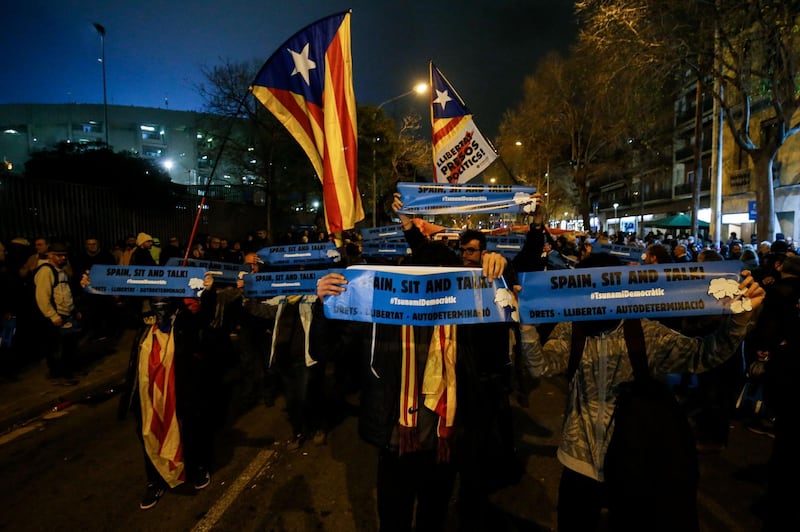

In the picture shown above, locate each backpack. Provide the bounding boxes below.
[570,319,699,531]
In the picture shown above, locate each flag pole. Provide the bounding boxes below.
[496,156,525,185]
[182,95,250,265]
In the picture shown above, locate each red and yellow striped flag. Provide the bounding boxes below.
[251,11,363,234]
[138,325,184,488]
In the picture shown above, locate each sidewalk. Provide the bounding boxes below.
[0,328,136,435]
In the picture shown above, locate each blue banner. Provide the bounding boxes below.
[84,265,208,297]
[360,242,411,258]
[396,182,537,215]
[486,236,526,259]
[360,224,406,242]
[519,262,750,324]
[165,257,246,284]
[590,242,645,264]
[244,269,329,297]
[322,265,519,325]
[257,242,342,266]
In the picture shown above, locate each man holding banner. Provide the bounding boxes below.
[310,193,520,530]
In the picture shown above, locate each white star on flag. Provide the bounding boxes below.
[288,43,316,85]
[433,89,452,110]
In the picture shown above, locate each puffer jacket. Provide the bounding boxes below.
[520,313,753,481]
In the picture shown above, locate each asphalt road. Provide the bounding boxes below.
[0,368,772,531]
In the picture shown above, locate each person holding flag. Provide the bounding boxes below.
[108,273,222,510]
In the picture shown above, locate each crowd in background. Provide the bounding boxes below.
[0,217,797,527]
[0,225,336,375]
[1,223,796,379]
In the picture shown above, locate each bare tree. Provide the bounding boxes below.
[362,108,429,225]
[497,45,669,231]
[197,59,326,234]
[578,0,800,241]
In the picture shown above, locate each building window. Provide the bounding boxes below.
[140,124,164,142]
[72,121,103,134]
[141,145,164,158]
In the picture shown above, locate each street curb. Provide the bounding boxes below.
[0,328,137,436]
[0,370,129,436]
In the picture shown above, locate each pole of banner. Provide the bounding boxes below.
[496,156,525,185]
[182,96,249,265]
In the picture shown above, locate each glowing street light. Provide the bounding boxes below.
[372,82,429,226]
[613,202,620,223]
[376,83,429,113]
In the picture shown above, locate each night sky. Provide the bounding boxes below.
[2,0,577,136]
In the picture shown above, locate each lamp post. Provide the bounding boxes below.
[372,82,428,226]
[93,22,109,147]
[613,202,619,232]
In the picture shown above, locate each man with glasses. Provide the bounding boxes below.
[458,230,488,268]
[311,193,522,530]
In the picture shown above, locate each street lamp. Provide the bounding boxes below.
[613,202,619,231]
[93,22,109,147]
[372,82,428,226]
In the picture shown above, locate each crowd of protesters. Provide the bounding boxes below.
[0,226,336,377]
[1,211,797,528]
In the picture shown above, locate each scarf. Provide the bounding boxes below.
[398,324,457,462]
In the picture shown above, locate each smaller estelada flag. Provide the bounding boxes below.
[430,62,498,184]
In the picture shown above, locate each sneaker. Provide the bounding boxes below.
[139,482,165,510]
[194,469,211,490]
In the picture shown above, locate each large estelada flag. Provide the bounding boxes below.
[430,62,498,184]
[250,11,363,234]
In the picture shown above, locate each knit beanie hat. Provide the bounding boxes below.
[136,232,154,246]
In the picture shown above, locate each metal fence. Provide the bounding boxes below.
[0,175,268,249]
